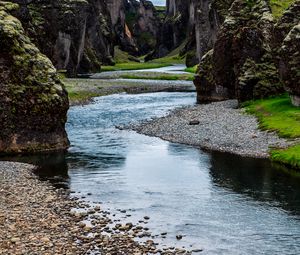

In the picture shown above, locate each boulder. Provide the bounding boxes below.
[0,2,69,154]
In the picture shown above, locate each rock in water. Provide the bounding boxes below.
[0,3,69,154]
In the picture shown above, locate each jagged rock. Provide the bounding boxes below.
[279,23,300,106]
[194,0,284,103]
[186,0,234,67]
[106,0,161,56]
[10,0,114,76]
[0,2,69,154]
[147,0,190,60]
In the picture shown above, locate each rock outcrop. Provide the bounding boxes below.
[276,1,300,106]
[194,0,284,103]
[279,24,300,106]
[107,0,162,56]
[0,2,69,154]
[147,0,190,60]
[10,0,114,76]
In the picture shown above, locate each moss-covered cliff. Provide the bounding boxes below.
[0,2,69,154]
[194,0,299,105]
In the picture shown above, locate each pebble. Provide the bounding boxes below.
[129,100,293,158]
[0,161,193,255]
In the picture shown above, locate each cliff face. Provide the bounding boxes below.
[107,0,162,56]
[147,0,190,60]
[277,1,300,106]
[194,0,300,104]
[0,2,69,153]
[10,0,114,76]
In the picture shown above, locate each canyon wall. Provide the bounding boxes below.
[194,0,300,105]
[10,0,114,76]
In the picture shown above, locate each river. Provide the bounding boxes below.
[5,89,300,254]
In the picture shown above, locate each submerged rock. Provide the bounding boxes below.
[0,3,69,154]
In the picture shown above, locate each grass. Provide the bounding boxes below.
[269,0,295,19]
[245,94,300,169]
[101,62,170,72]
[245,94,300,138]
[184,65,198,73]
[271,144,300,169]
[120,73,194,81]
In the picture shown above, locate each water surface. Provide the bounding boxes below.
[5,92,300,254]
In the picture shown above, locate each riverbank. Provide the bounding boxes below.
[128,100,294,158]
[0,161,192,254]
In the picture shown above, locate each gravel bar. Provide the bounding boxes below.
[0,161,193,254]
[129,100,293,158]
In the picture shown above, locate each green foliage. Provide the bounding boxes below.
[269,0,295,18]
[271,145,300,169]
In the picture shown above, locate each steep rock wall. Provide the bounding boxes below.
[0,2,69,154]
[10,0,114,76]
[194,0,286,103]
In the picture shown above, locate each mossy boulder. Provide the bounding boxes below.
[0,2,69,154]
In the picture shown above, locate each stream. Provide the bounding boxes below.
[60,93,300,254]
[4,70,300,254]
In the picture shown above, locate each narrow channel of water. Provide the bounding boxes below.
[5,92,300,254]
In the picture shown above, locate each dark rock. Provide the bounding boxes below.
[176,235,182,240]
[10,0,114,76]
[279,23,300,106]
[194,0,284,103]
[189,120,200,125]
[0,2,69,154]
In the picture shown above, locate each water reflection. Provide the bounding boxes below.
[1,152,69,189]
[209,151,300,216]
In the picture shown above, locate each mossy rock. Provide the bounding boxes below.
[0,3,69,154]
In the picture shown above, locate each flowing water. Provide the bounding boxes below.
[5,92,300,254]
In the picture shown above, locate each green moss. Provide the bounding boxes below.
[101,62,170,72]
[245,94,300,170]
[269,0,295,18]
[119,73,194,81]
[245,94,300,138]
[184,65,198,73]
[271,144,300,169]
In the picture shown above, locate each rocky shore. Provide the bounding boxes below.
[0,161,194,254]
[129,100,292,158]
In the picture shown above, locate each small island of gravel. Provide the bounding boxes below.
[129,100,293,158]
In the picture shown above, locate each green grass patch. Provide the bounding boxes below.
[155,6,166,11]
[120,73,194,81]
[245,94,300,138]
[184,65,198,73]
[245,94,300,170]
[269,0,295,19]
[271,144,300,169]
[101,62,170,72]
